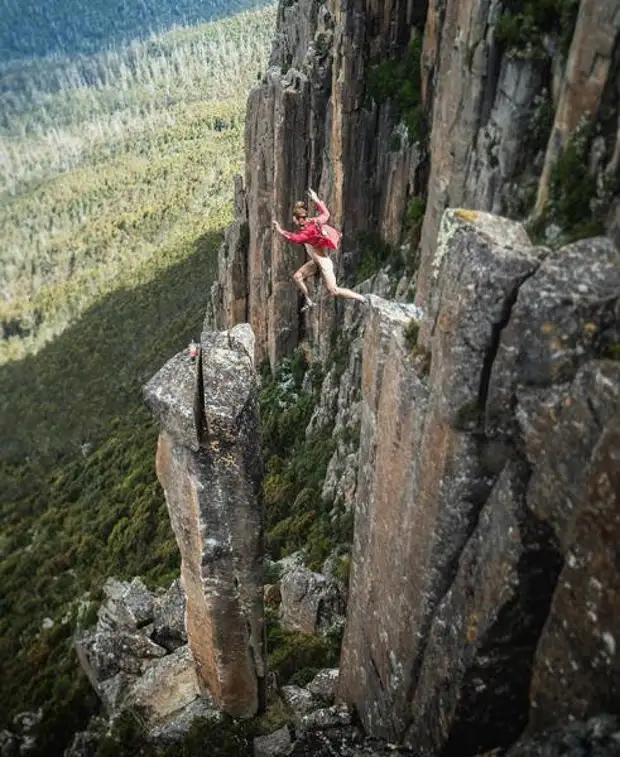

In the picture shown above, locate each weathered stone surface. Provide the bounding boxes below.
[405,462,562,756]
[147,697,220,744]
[123,646,210,731]
[287,726,416,757]
[487,237,620,450]
[143,350,201,452]
[151,579,187,652]
[419,208,540,348]
[280,685,318,719]
[151,324,265,717]
[97,577,153,630]
[208,176,249,332]
[76,630,167,703]
[524,362,620,549]
[307,668,339,704]
[280,566,345,634]
[253,726,292,757]
[418,0,547,310]
[526,366,620,731]
[505,714,620,757]
[72,574,216,738]
[361,296,424,415]
[300,704,352,732]
[340,212,544,741]
[243,65,316,368]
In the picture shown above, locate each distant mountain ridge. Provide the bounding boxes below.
[0,0,273,62]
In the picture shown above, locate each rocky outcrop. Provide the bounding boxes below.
[338,209,620,753]
[196,0,619,749]
[143,323,265,718]
[526,370,620,731]
[74,577,218,742]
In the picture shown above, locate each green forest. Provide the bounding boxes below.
[0,5,277,754]
[0,0,274,61]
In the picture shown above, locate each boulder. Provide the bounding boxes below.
[280,567,345,634]
[306,669,339,704]
[96,577,154,631]
[280,685,318,720]
[253,726,292,757]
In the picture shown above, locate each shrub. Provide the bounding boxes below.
[354,230,402,283]
[267,610,339,685]
[495,0,579,59]
[365,36,427,144]
[529,121,619,247]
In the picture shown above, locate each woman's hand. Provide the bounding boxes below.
[272,219,282,234]
[307,188,319,203]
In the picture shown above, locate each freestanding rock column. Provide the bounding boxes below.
[143,324,265,718]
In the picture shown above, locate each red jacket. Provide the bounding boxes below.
[280,199,342,251]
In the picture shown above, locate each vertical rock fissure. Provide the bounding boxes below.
[477,258,546,416]
[403,255,547,733]
[194,345,206,447]
[440,482,565,756]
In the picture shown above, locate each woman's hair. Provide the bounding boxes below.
[292,201,308,220]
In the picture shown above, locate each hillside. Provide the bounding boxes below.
[0,0,274,61]
[0,6,276,754]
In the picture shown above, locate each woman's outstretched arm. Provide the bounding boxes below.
[272,219,313,244]
[308,188,330,224]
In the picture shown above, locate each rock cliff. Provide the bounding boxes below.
[338,210,620,753]
[134,0,620,752]
[208,0,619,367]
[143,323,265,718]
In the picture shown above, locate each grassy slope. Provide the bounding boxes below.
[0,6,275,753]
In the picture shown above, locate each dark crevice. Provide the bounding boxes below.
[242,216,250,326]
[477,263,542,416]
[369,650,385,694]
[442,505,563,757]
[585,394,605,433]
[194,345,207,447]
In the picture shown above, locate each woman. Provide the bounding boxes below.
[273,188,367,311]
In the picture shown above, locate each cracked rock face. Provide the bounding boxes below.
[143,323,265,718]
[338,209,620,752]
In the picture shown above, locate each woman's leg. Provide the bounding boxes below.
[293,260,318,306]
[317,253,367,303]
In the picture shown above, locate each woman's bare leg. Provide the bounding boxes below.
[293,260,318,306]
[317,254,367,303]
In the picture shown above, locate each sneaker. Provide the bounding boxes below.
[301,299,314,312]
